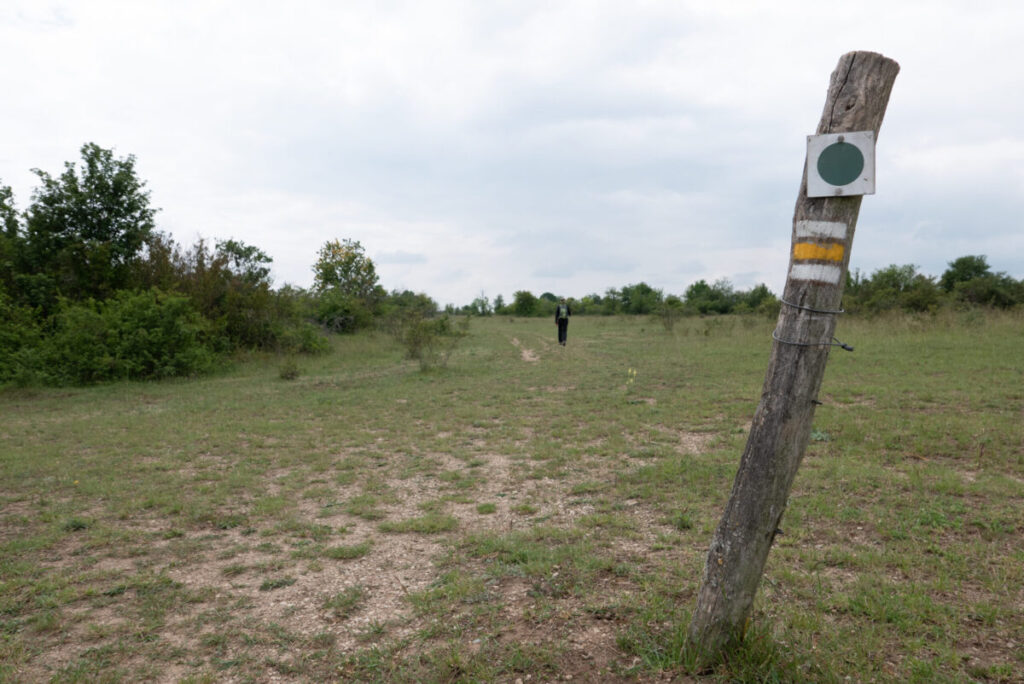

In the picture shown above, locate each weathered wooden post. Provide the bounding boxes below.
[686,51,899,664]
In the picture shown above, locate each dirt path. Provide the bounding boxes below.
[510,336,539,362]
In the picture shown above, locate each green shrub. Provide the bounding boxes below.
[278,359,300,380]
[953,274,1023,309]
[274,320,330,354]
[41,289,217,385]
[0,288,46,386]
[390,312,468,370]
[316,289,374,333]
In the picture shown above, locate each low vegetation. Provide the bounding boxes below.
[2,311,1021,682]
[4,144,1021,390]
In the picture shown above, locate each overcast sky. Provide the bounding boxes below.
[2,1,1021,307]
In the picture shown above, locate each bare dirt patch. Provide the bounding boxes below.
[4,426,714,681]
[511,337,540,362]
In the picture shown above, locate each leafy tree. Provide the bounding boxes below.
[685,278,735,314]
[166,237,313,351]
[21,143,158,304]
[0,183,20,294]
[601,288,622,315]
[939,255,990,292]
[467,293,492,316]
[737,283,773,310]
[619,282,662,314]
[953,272,1023,309]
[846,264,941,313]
[313,238,380,299]
[311,238,384,333]
[0,183,18,241]
[216,239,272,286]
[512,290,538,316]
[577,293,602,315]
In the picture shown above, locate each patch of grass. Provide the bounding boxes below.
[668,509,694,531]
[323,541,372,560]
[259,577,296,591]
[2,312,1022,682]
[343,494,387,521]
[379,513,458,535]
[62,517,92,532]
[323,585,365,619]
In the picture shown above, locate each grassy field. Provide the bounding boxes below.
[1,311,1022,683]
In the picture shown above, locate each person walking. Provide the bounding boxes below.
[555,297,571,346]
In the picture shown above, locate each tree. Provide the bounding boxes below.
[311,239,384,333]
[0,183,20,294]
[511,290,537,316]
[467,292,492,316]
[619,282,662,314]
[685,278,735,314]
[735,283,775,312]
[953,272,1023,308]
[940,255,990,292]
[313,238,380,299]
[217,239,272,286]
[0,183,17,237]
[601,287,622,315]
[846,264,941,313]
[22,143,158,303]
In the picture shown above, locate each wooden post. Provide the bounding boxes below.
[686,51,899,664]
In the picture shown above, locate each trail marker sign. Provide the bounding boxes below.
[806,130,875,197]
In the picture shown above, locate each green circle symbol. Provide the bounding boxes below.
[817,142,864,186]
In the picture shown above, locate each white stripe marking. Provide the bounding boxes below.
[795,220,847,241]
[790,263,842,284]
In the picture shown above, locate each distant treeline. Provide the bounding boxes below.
[2,143,1021,386]
[453,255,1024,319]
[454,280,779,318]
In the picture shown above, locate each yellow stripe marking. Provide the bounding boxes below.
[793,242,844,262]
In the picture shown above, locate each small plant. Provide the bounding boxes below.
[809,427,831,442]
[324,585,366,619]
[278,359,300,380]
[669,509,694,531]
[62,517,91,532]
[259,576,296,591]
[476,503,497,514]
[357,620,388,642]
[222,564,248,577]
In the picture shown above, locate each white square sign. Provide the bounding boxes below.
[806,130,875,198]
